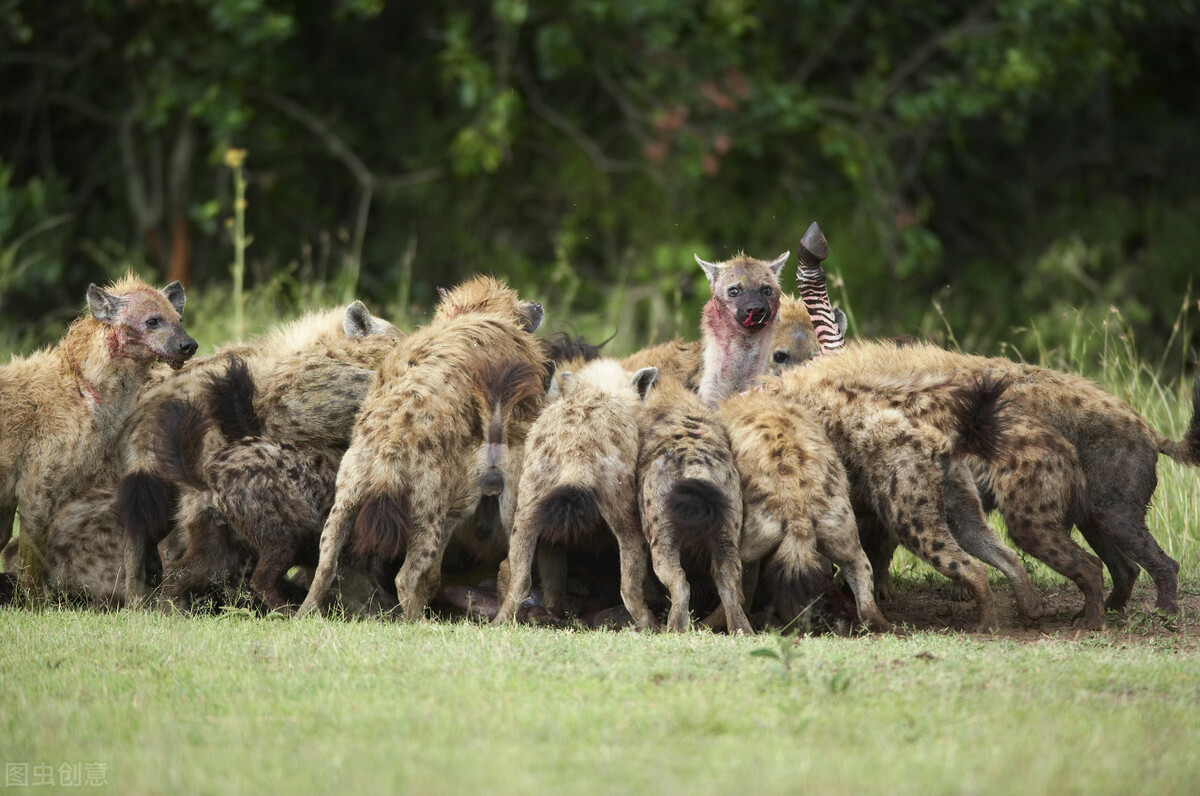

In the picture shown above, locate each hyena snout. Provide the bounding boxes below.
[736,296,773,330]
[163,332,199,369]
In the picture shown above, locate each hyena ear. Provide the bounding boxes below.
[519,301,545,333]
[833,307,848,337]
[766,251,790,279]
[161,281,186,318]
[343,300,376,339]
[87,284,124,323]
[694,254,722,288]
[631,366,660,401]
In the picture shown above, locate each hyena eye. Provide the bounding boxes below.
[773,351,789,363]
[727,286,742,298]
[145,316,163,329]
[761,285,773,297]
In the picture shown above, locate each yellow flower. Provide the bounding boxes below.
[224,148,247,168]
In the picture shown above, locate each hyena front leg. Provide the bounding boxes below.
[536,545,568,615]
[867,454,998,632]
[810,487,894,633]
[943,460,1044,621]
[296,484,365,618]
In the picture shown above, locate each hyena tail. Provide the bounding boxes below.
[533,485,603,547]
[664,478,734,550]
[760,532,838,628]
[947,374,1012,463]
[152,398,215,492]
[205,357,262,440]
[117,470,179,545]
[352,491,412,562]
[478,358,551,497]
[1156,378,1200,467]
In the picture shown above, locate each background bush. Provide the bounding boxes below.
[1,0,1197,368]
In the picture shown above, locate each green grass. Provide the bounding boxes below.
[2,608,1200,795]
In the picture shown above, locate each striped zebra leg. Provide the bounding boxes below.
[797,221,845,354]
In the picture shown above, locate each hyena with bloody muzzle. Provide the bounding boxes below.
[298,276,550,621]
[0,275,197,601]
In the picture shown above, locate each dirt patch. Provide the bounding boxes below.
[877,580,1200,645]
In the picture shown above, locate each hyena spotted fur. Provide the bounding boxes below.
[833,339,1200,621]
[0,485,186,607]
[298,276,549,620]
[636,374,750,633]
[762,363,1013,632]
[119,301,402,607]
[150,359,342,612]
[494,358,660,629]
[0,275,196,601]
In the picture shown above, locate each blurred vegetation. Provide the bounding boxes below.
[1,0,1197,371]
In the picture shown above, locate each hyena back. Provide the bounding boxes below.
[0,275,196,600]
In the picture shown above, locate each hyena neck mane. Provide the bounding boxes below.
[694,251,788,408]
[58,317,149,409]
[697,300,774,407]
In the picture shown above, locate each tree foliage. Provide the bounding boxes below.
[1,0,1197,361]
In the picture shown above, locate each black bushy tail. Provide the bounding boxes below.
[152,398,214,491]
[664,478,733,549]
[352,491,412,562]
[205,357,261,441]
[533,485,603,547]
[1159,377,1200,467]
[948,374,1012,462]
[759,535,839,629]
[117,471,179,545]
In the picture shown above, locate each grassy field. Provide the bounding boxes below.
[2,603,1200,796]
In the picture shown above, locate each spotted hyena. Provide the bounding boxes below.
[493,358,660,629]
[636,373,750,633]
[0,275,196,600]
[832,339,1200,623]
[118,301,402,607]
[0,484,187,607]
[760,364,1013,632]
[298,276,549,620]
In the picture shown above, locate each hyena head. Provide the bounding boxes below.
[695,251,787,334]
[434,275,544,333]
[765,294,821,375]
[87,275,197,370]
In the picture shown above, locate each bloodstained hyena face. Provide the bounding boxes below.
[695,252,787,333]
[88,280,198,370]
